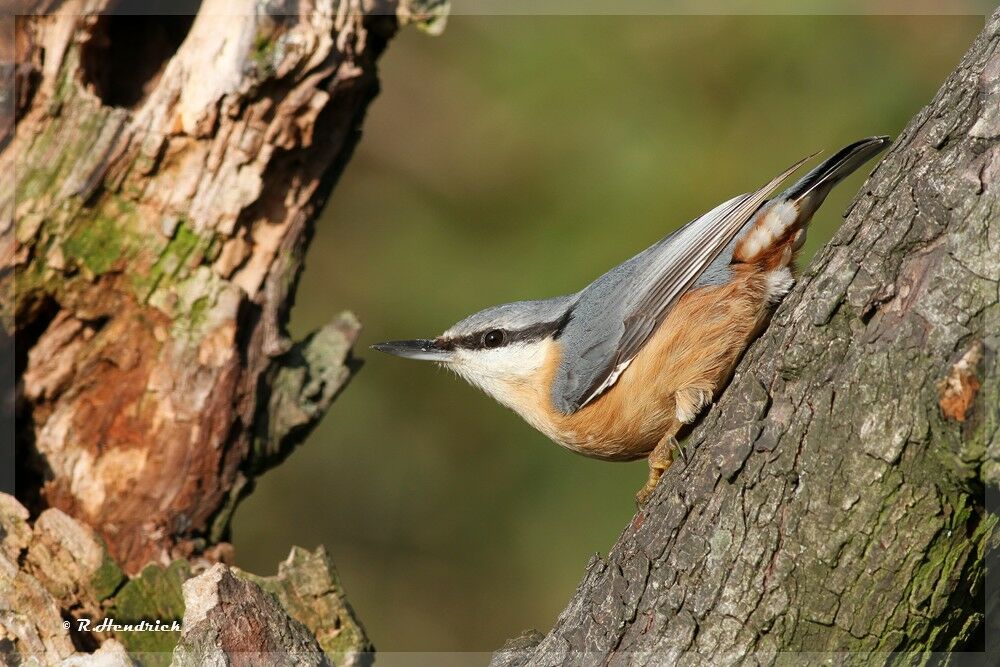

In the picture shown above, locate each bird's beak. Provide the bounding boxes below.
[370,339,453,362]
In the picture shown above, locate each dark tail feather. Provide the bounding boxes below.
[783,135,891,212]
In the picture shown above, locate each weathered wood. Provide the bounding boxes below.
[5,0,440,575]
[495,9,1000,665]
[5,2,440,662]
[1,492,116,663]
[173,564,330,667]
[0,492,372,664]
[0,496,74,664]
[238,545,373,665]
[169,549,374,666]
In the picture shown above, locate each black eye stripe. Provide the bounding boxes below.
[445,315,571,351]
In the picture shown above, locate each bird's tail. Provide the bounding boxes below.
[781,135,891,217]
[732,135,890,265]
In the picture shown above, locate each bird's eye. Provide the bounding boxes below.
[482,329,506,348]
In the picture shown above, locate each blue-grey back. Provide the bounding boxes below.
[548,155,812,415]
[548,215,745,414]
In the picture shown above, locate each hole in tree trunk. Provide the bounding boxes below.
[11,295,60,515]
[80,1,201,109]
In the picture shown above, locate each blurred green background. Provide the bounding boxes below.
[233,13,982,653]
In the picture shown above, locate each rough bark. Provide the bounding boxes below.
[237,545,372,662]
[4,1,443,663]
[496,10,1000,666]
[4,0,442,575]
[1,491,128,663]
[0,491,370,664]
[173,556,372,667]
[172,564,330,667]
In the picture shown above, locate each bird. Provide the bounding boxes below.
[373,136,890,505]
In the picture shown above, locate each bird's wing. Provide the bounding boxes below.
[552,156,811,414]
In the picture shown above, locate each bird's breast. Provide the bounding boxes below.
[509,340,666,461]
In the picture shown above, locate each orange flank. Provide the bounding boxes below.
[522,268,778,461]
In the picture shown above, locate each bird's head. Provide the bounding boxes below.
[372,296,574,409]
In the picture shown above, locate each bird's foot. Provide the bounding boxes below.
[635,435,678,507]
[635,479,657,507]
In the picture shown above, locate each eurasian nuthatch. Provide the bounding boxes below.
[374,136,890,504]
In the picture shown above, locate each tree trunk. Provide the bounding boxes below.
[495,10,1000,665]
[4,1,446,662]
[5,0,442,575]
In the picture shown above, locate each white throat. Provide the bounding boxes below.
[447,339,553,413]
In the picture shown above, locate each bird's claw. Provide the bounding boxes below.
[674,438,690,465]
[636,434,682,507]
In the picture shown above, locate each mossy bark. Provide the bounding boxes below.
[1,492,371,664]
[3,0,439,575]
[495,9,1000,666]
[3,1,448,663]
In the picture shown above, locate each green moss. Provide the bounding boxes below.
[251,31,278,77]
[133,218,211,302]
[249,16,298,81]
[90,550,126,601]
[203,234,223,263]
[900,492,993,652]
[14,53,222,310]
[62,214,125,276]
[19,98,108,208]
[15,123,62,202]
[188,296,210,331]
[169,221,201,259]
[106,560,190,666]
[10,249,48,314]
[151,265,233,349]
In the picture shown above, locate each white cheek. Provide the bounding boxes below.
[449,342,549,407]
[456,343,547,379]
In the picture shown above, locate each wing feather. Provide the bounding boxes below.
[567,155,813,411]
